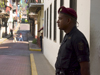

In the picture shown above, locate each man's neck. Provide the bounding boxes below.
[64,24,75,34]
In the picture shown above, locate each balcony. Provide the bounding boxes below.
[29,0,44,3]
[29,3,44,7]
[29,0,44,13]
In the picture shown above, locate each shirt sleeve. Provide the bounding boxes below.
[72,37,90,62]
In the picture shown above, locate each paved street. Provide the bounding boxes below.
[0,23,55,75]
[0,23,31,75]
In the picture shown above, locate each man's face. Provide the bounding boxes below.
[57,13,69,30]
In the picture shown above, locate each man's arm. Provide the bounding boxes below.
[80,62,90,75]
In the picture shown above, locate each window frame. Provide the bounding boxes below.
[50,4,52,39]
[54,0,57,41]
[60,0,64,43]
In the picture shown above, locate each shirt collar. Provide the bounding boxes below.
[66,26,77,36]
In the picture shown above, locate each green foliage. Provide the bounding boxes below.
[25,19,28,22]
[32,39,37,44]
[0,2,5,8]
[22,18,28,23]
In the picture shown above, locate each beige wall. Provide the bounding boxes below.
[90,0,100,75]
[43,0,90,69]
[37,6,44,37]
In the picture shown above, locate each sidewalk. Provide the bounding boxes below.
[27,32,41,51]
[27,32,55,75]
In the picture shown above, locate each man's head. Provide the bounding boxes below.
[57,6,77,31]
[58,6,77,19]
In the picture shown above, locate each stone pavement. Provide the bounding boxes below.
[0,24,55,75]
[0,55,30,75]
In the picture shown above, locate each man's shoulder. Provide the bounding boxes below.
[71,29,86,40]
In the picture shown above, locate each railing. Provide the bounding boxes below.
[30,0,44,3]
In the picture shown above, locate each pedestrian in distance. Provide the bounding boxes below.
[55,6,90,75]
[18,33,23,41]
[13,33,17,42]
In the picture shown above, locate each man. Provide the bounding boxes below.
[19,33,23,41]
[55,6,90,75]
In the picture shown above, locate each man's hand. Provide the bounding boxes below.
[80,62,90,75]
[56,70,65,75]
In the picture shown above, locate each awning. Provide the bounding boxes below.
[29,12,38,19]
[38,27,43,32]
[29,12,38,15]
[29,3,44,13]
[29,3,44,7]
[4,12,9,16]
[0,13,6,18]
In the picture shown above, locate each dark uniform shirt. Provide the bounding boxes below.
[55,26,89,74]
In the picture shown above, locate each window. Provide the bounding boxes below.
[60,0,64,43]
[70,0,77,11]
[54,0,57,41]
[60,0,64,6]
[47,8,48,38]
[50,4,52,39]
[44,11,46,37]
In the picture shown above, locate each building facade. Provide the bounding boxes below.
[28,0,44,47]
[0,0,11,38]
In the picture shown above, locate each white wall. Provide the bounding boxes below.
[43,0,90,69]
[43,0,61,68]
[77,0,90,43]
[43,38,60,69]
[90,0,100,75]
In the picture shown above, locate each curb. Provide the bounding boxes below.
[30,53,38,75]
[29,41,41,51]
[0,38,7,44]
[29,48,41,51]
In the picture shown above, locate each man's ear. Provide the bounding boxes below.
[66,18,71,24]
